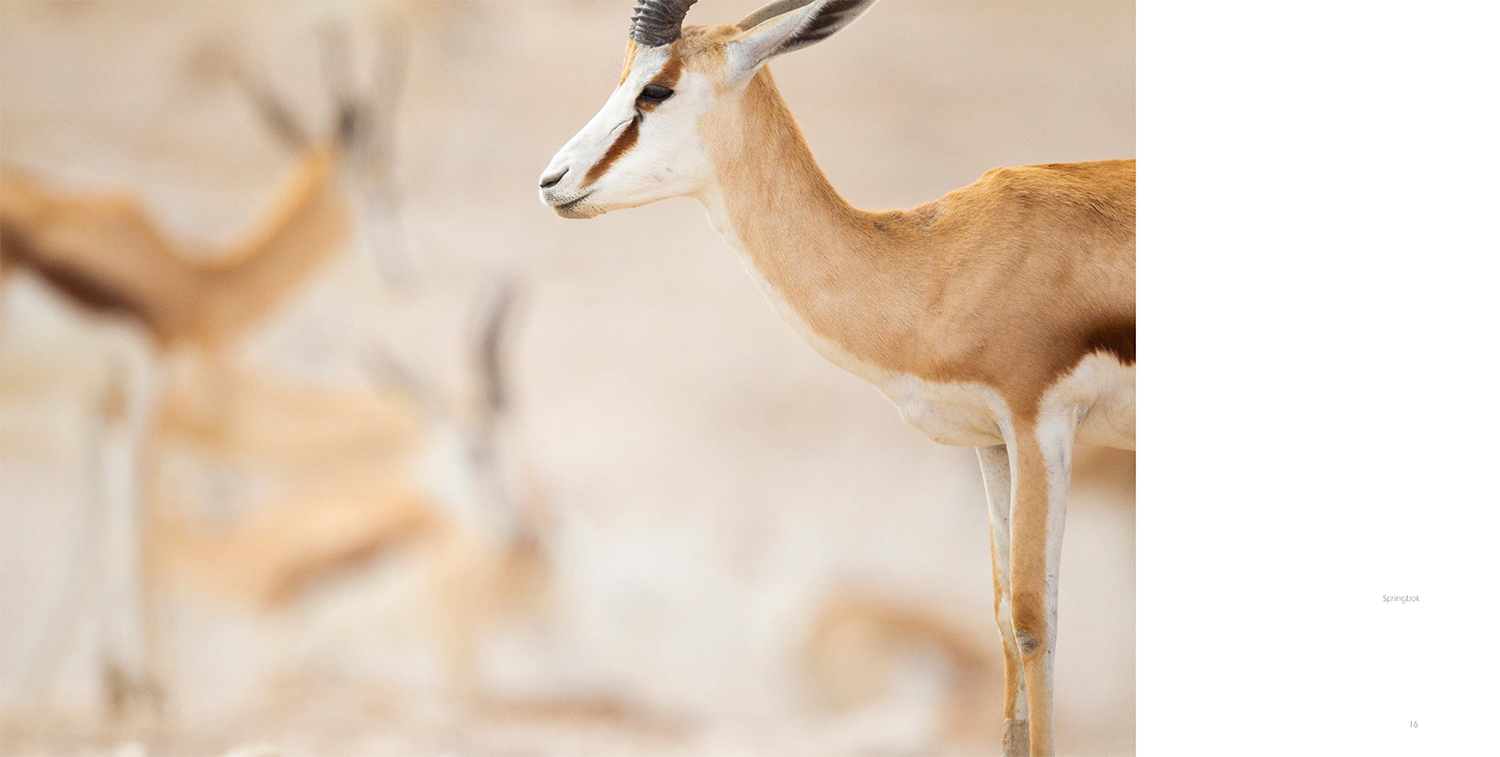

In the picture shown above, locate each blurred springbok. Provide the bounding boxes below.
[0,29,410,712]
[0,25,412,355]
[539,3,1134,754]
[802,592,1008,752]
[149,283,551,698]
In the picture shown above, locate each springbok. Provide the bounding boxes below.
[0,31,410,465]
[0,33,408,713]
[0,31,409,356]
[150,283,551,699]
[538,2,1133,754]
[802,591,1007,751]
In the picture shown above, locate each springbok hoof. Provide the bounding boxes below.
[1002,718,1030,757]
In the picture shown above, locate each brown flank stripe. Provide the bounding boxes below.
[1,226,162,337]
[1081,316,1135,366]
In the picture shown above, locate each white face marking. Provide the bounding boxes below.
[539,45,716,218]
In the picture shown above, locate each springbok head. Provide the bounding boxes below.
[539,0,879,218]
[216,24,417,285]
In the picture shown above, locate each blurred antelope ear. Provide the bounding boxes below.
[726,0,880,83]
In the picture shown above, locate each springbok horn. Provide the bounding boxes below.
[629,0,699,47]
[217,51,310,150]
[317,22,365,148]
[476,279,518,419]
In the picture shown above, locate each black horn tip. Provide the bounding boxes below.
[629,0,699,47]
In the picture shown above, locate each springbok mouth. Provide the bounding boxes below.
[551,192,595,217]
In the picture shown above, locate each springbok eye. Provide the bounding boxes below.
[639,84,675,104]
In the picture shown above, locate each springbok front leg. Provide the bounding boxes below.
[1006,416,1075,756]
[978,445,1029,757]
[96,332,164,715]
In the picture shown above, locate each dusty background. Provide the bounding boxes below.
[0,1,1134,754]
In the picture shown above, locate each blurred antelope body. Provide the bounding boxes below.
[150,282,553,698]
[0,133,351,715]
[803,593,1009,751]
[0,33,408,713]
[541,2,1133,754]
[0,152,348,351]
[156,362,422,470]
[150,473,550,688]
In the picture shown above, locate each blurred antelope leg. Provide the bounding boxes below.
[17,396,107,703]
[95,328,164,715]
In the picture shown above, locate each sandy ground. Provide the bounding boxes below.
[0,1,1134,754]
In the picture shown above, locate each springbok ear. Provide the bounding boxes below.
[726,0,880,83]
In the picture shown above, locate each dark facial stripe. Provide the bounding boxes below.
[636,54,683,114]
[588,51,680,186]
[652,54,683,88]
[584,117,640,187]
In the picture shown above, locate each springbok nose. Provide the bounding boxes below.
[539,167,568,189]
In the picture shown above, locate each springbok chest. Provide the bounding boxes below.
[877,373,1009,447]
[811,336,1010,446]
[730,253,1009,447]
